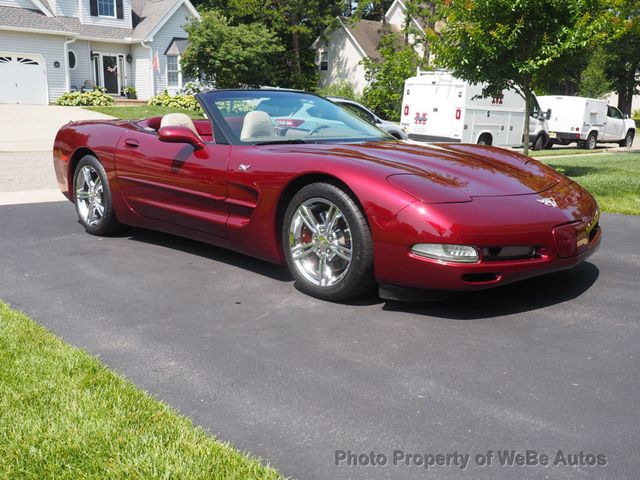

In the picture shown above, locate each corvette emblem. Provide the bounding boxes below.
[537,197,558,208]
[238,164,251,172]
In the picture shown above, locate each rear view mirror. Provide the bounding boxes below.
[158,126,205,150]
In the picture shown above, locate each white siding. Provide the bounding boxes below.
[80,0,132,29]
[148,4,192,95]
[0,0,34,8]
[50,0,78,17]
[68,39,92,89]
[316,27,368,93]
[131,43,151,99]
[385,1,406,29]
[0,30,66,101]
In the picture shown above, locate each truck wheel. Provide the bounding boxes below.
[583,132,597,150]
[477,134,492,146]
[532,135,545,151]
[619,130,635,147]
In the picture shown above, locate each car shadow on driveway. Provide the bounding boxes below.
[122,227,294,282]
[118,225,600,317]
[383,262,600,320]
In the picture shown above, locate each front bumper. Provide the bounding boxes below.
[372,186,601,293]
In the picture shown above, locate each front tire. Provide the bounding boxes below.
[73,155,122,236]
[282,182,375,301]
[532,134,545,151]
[619,130,635,147]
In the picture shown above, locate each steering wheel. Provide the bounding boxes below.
[307,124,332,136]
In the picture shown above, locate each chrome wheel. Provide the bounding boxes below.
[288,198,352,287]
[75,165,104,227]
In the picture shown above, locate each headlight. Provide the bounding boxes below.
[411,244,479,263]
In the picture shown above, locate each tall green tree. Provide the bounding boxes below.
[579,47,614,98]
[181,11,284,88]
[604,0,640,114]
[361,33,421,121]
[434,0,614,154]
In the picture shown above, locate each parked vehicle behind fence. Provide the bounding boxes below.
[400,70,549,150]
[537,96,636,149]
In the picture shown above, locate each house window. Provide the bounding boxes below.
[167,55,181,88]
[97,0,115,17]
[68,50,76,70]
[320,51,328,71]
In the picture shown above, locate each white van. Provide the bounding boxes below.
[537,95,636,149]
[400,70,549,149]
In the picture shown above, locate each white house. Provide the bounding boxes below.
[0,0,200,103]
[312,0,426,93]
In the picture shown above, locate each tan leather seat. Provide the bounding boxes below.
[160,113,201,139]
[240,111,276,141]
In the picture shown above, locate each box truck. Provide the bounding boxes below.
[537,95,636,149]
[400,70,549,149]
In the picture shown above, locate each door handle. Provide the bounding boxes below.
[124,138,139,148]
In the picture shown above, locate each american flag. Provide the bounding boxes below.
[152,50,160,72]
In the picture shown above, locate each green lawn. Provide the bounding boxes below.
[85,105,205,119]
[539,153,640,215]
[0,303,283,480]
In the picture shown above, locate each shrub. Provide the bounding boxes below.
[316,81,361,102]
[56,89,115,106]
[147,91,203,112]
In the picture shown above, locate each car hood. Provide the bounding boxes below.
[281,141,563,199]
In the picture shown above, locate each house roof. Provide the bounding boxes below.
[164,37,188,55]
[0,0,198,41]
[339,17,402,61]
[0,6,70,34]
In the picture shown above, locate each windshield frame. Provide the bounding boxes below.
[196,89,395,146]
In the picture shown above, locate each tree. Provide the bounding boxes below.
[579,47,613,98]
[191,0,350,90]
[433,0,614,154]
[361,33,421,121]
[181,11,284,88]
[604,0,640,114]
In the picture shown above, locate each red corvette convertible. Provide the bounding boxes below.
[53,89,601,301]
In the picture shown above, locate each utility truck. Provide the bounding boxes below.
[400,70,549,149]
[537,95,636,149]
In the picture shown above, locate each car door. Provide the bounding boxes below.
[605,106,625,141]
[115,129,230,237]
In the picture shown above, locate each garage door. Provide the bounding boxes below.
[0,54,48,105]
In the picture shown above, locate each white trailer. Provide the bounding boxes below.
[537,95,636,149]
[400,70,549,149]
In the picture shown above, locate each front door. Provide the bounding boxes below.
[114,130,230,237]
[102,55,119,94]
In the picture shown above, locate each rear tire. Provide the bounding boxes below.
[619,130,635,147]
[583,132,597,150]
[477,134,492,146]
[73,155,123,236]
[282,182,375,301]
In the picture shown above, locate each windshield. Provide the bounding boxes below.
[197,90,393,145]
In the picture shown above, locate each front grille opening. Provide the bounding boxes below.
[589,223,600,242]
[481,246,536,261]
[461,273,499,283]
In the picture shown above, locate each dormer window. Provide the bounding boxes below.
[98,0,116,17]
[90,0,124,19]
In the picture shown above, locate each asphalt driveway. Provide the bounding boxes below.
[0,202,638,479]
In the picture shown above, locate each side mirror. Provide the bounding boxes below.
[158,126,205,150]
[623,113,629,119]
[546,108,552,120]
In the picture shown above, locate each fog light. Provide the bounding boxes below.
[411,244,479,263]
